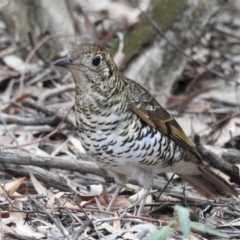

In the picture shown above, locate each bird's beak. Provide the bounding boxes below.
[53,58,74,68]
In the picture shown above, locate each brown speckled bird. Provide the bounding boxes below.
[54,43,237,214]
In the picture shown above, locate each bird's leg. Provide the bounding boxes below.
[106,185,122,211]
[134,167,153,215]
[106,171,127,211]
[136,188,150,215]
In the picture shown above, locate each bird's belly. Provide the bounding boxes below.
[78,116,193,174]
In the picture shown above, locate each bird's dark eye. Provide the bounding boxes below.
[92,55,101,66]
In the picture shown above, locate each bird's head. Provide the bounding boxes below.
[54,43,119,95]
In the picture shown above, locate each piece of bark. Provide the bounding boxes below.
[0,151,104,177]
[0,163,70,191]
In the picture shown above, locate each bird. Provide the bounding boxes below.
[54,43,238,214]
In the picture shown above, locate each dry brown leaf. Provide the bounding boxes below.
[112,198,131,208]
[10,200,45,238]
[1,211,9,218]
[102,186,109,204]
[113,212,121,231]
[0,177,26,196]
[49,192,76,208]
[48,192,65,205]
[30,173,53,198]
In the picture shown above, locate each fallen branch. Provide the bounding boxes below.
[0,113,61,126]
[0,151,103,177]
[0,163,70,191]
[194,135,240,184]
[0,151,231,202]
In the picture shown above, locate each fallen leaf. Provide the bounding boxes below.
[113,212,121,231]
[30,173,53,198]
[3,55,27,72]
[0,177,26,196]
[112,198,131,208]
[10,200,45,238]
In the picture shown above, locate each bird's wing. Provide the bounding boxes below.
[126,79,201,159]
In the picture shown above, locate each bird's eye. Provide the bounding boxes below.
[92,55,101,66]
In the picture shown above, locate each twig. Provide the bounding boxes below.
[22,99,76,127]
[0,151,101,175]
[22,99,56,115]
[0,107,18,145]
[19,35,51,96]
[59,173,90,220]
[29,196,72,240]
[204,97,240,107]
[37,83,75,104]
[214,26,240,41]
[3,231,34,240]
[73,219,93,240]
[0,113,61,126]
[198,112,240,134]
[185,72,209,94]
[28,32,50,65]
[151,173,176,212]
[26,68,52,86]
[178,87,218,114]
[2,107,72,150]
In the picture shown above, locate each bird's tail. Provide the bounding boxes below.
[178,165,238,198]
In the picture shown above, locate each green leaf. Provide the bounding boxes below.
[190,222,229,238]
[147,226,171,240]
[174,205,190,238]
